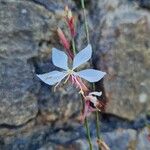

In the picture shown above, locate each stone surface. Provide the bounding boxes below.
[0,0,150,149]
[75,129,137,150]
[102,129,137,150]
[32,0,75,11]
[0,112,149,150]
[0,0,79,127]
[136,127,150,150]
[0,0,78,126]
[38,127,150,150]
[89,0,150,120]
[0,58,38,125]
[36,128,138,150]
[0,0,60,125]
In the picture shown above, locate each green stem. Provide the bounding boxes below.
[93,84,100,139]
[84,118,93,150]
[80,95,93,150]
[93,84,101,150]
[81,0,90,44]
[80,0,102,143]
[81,1,93,150]
[96,113,102,150]
[96,111,100,139]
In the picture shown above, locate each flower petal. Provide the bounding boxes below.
[52,48,68,70]
[76,69,106,82]
[85,95,98,107]
[37,71,67,85]
[89,91,102,97]
[73,44,92,69]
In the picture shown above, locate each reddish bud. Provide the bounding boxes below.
[64,6,76,37]
[147,134,150,142]
[57,28,70,50]
[68,16,76,37]
[57,28,73,59]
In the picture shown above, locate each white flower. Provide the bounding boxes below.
[86,91,102,108]
[37,44,106,86]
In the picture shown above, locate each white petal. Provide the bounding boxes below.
[37,71,67,85]
[73,44,92,69]
[76,69,106,82]
[89,91,102,96]
[52,48,68,70]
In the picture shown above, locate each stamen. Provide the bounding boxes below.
[67,69,74,74]
[54,81,61,92]
[71,75,75,84]
[79,89,85,97]
[73,76,86,97]
[64,74,70,84]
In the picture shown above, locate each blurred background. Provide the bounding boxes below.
[0,0,150,150]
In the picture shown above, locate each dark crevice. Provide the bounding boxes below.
[128,0,150,9]
[31,0,76,12]
[31,0,54,12]
[138,0,150,9]
[0,119,33,130]
[73,0,92,9]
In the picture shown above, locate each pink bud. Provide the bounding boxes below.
[57,28,73,59]
[67,16,76,37]
[64,6,76,37]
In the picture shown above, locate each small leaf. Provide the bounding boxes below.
[37,71,67,85]
[73,44,92,69]
[76,69,106,82]
[52,48,68,70]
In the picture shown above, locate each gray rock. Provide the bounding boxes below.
[0,0,57,125]
[37,129,137,150]
[0,58,38,125]
[0,0,79,127]
[137,127,150,150]
[75,129,137,150]
[0,0,150,149]
[32,0,75,12]
[102,129,137,150]
[89,0,150,120]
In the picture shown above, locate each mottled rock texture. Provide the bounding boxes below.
[137,127,150,150]
[0,0,150,150]
[0,0,79,126]
[0,1,46,125]
[89,0,150,120]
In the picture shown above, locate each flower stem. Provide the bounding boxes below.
[96,111,100,139]
[81,0,102,148]
[81,0,93,150]
[81,0,90,44]
[93,84,101,150]
[92,84,100,139]
[84,117,93,150]
[96,113,102,150]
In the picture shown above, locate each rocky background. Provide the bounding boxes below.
[0,0,150,150]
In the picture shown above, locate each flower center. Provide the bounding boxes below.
[67,69,74,75]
